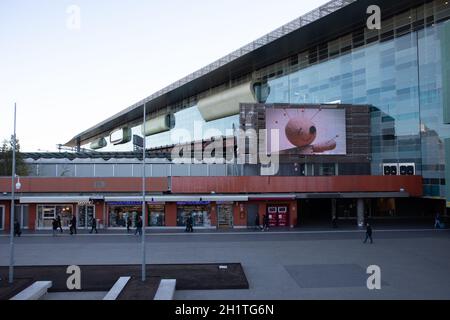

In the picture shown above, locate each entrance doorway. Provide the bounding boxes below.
[217,203,233,229]
[246,204,259,227]
[267,205,290,227]
[78,205,95,229]
[14,205,29,230]
[298,199,332,225]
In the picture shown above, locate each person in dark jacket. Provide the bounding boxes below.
[255,214,261,231]
[332,215,338,229]
[135,216,143,236]
[185,215,194,233]
[263,214,270,231]
[70,215,77,235]
[14,219,22,237]
[90,218,98,234]
[56,215,63,233]
[363,223,373,244]
[52,218,58,237]
[127,216,132,233]
[435,213,442,229]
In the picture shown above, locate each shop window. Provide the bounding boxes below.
[109,205,142,228]
[148,204,165,227]
[37,205,73,229]
[177,203,211,227]
[217,204,233,228]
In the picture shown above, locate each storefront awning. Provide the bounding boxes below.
[104,196,203,203]
[20,196,91,204]
[199,195,248,202]
[104,195,249,203]
[104,196,145,203]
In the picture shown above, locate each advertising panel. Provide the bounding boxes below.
[266,107,347,155]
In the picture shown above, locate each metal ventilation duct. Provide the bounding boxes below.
[198,82,257,122]
[142,114,175,136]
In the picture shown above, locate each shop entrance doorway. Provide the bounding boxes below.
[267,205,290,227]
[217,203,233,229]
[246,204,259,227]
[298,199,333,225]
[78,205,95,229]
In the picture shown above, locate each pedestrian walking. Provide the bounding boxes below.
[52,218,58,237]
[332,215,338,229]
[185,215,190,232]
[57,215,63,233]
[127,216,132,233]
[14,219,22,237]
[185,214,194,233]
[135,216,143,236]
[70,215,77,235]
[255,214,261,231]
[263,214,270,232]
[90,218,98,234]
[435,213,442,229]
[363,223,373,244]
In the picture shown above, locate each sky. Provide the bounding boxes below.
[0,0,330,152]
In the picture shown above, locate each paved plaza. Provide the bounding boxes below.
[1,228,449,300]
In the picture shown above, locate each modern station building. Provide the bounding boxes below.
[1,0,450,231]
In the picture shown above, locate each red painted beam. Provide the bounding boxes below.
[0,177,168,193]
[171,176,423,197]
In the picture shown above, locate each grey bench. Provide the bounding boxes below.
[103,277,131,300]
[10,281,53,300]
[154,279,177,300]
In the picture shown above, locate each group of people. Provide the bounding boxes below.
[51,215,98,236]
[125,216,144,236]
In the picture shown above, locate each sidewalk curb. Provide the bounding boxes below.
[1,228,448,238]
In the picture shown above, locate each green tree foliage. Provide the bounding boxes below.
[0,136,28,176]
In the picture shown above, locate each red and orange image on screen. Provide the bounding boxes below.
[266,107,347,155]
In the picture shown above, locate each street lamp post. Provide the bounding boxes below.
[9,103,17,284]
[141,103,147,282]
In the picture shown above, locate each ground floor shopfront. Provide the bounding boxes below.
[0,175,428,231]
[1,196,445,231]
[0,197,299,231]
[102,198,298,230]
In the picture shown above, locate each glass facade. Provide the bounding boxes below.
[255,2,450,200]
[91,106,239,152]
[59,1,450,199]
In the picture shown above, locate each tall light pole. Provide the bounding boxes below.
[141,102,147,282]
[9,103,17,284]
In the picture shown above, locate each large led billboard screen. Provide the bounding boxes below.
[266,107,347,155]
